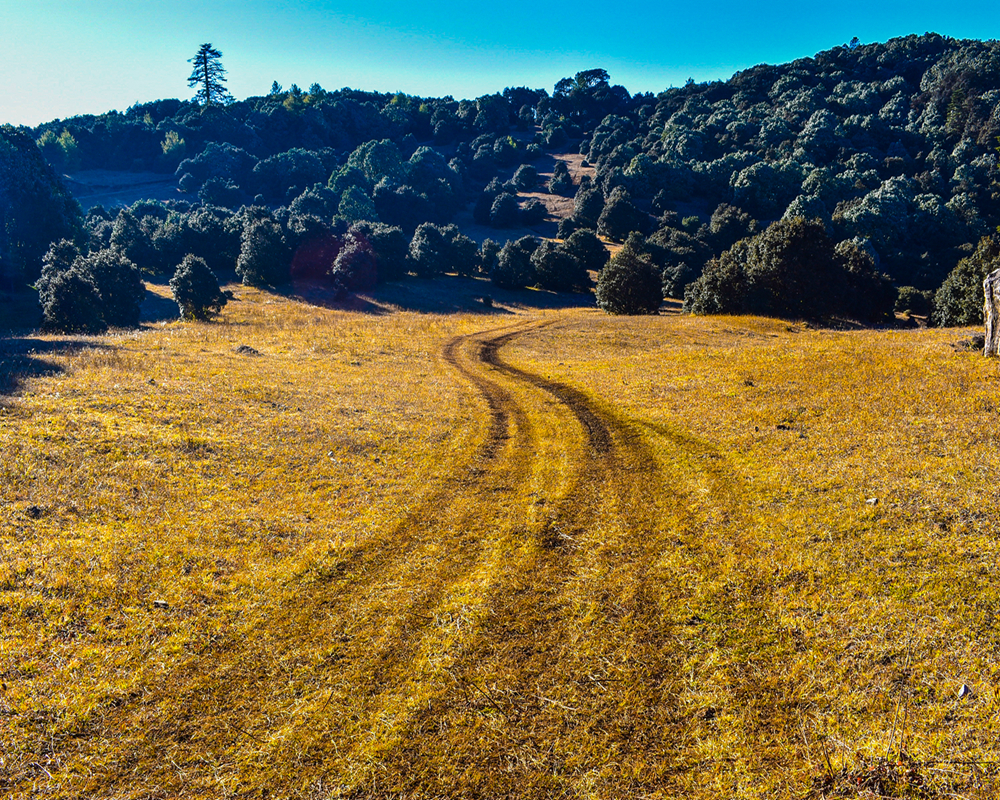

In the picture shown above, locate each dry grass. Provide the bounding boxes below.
[2,283,999,798]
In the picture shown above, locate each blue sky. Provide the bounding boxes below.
[3,0,1000,126]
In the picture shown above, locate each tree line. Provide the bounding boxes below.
[7,33,1000,326]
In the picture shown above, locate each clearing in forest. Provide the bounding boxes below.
[2,280,1000,799]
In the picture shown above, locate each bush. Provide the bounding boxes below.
[684,217,894,321]
[513,164,538,191]
[236,218,291,287]
[39,267,107,333]
[895,285,934,316]
[80,248,145,327]
[489,193,520,228]
[331,231,378,290]
[573,184,604,228]
[170,255,227,320]
[480,239,501,276]
[521,198,547,226]
[350,222,409,281]
[595,232,662,315]
[531,240,589,293]
[931,234,1000,327]
[548,161,573,195]
[492,236,538,289]
[597,187,649,242]
[564,228,609,273]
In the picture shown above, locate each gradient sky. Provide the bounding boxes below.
[3,0,1000,127]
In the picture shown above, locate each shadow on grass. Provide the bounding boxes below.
[280,274,596,316]
[0,337,114,401]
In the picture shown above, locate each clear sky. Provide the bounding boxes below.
[3,0,1000,127]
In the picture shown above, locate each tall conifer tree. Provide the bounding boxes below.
[187,44,233,107]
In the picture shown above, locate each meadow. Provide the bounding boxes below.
[2,279,1000,799]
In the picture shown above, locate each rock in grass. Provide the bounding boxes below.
[235,345,260,356]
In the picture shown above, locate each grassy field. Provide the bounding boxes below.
[2,279,1000,798]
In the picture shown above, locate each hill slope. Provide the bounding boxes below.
[2,283,999,797]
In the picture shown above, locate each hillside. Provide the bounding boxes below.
[2,280,999,798]
[18,33,999,299]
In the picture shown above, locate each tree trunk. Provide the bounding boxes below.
[984,268,1000,356]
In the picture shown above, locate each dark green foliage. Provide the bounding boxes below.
[597,187,649,242]
[38,246,144,331]
[520,198,547,226]
[79,248,145,327]
[169,254,227,320]
[331,230,378,291]
[110,209,157,274]
[39,267,106,333]
[349,222,409,281]
[252,148,327,203]
[479,239,501,276]
[198,177,244,207]
[564,228,609,273]
[709,204,759,252]
[531,241,589,292]
[557,216,583,239]
[289,184,341,221]
[684,217,894,321]
[833,238,896,323]
[548,161,573,195]
[573,184,604,228]
[0,125,83,284]
[648,225,714,299]
[188,44,234,107]
[408,223,450,278]
[489,193,520,228]
[513,164,538,191]
[407,223,477,277]
[895,285,934,316]
[492,236,538,289]
[595,232,662,315]
[176,143,257,196]
[931,234,1000,326]
[183,205,241,274]
[287,216,339,280]
[237,218,291,287]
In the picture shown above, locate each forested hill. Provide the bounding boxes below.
[7,33,1000,327]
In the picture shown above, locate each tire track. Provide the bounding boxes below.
[364,321,700,797]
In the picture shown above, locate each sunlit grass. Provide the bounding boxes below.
[2,284,999,798]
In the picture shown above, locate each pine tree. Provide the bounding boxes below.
[188,44,234,107]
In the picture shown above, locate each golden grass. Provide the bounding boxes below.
[2,283,999,798]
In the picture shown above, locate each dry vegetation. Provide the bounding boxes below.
[2,280,1000,799]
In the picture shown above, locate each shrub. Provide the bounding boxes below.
[331,231,378,290]
[548,161,573,195]
[557,216,583,239]
[170,255,227,320]
[39,267,107,333]
[563,228,609,273]
[931,234,1000,327]
[350,222,409,281]
[597,187,649,242]
[492,236,538,289]
[684,217,893,321]
[236,218,291,287]
[595,232,662,315]
[573,184,604,228]
[480,239,501,276]
[80,248,145,328]
[521,198,547,226]
[895,285,934,316]
[489,193,520,228]
[513,164,538,191]
[531,241,589,292]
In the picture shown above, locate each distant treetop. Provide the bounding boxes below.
[188,44,234,107]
